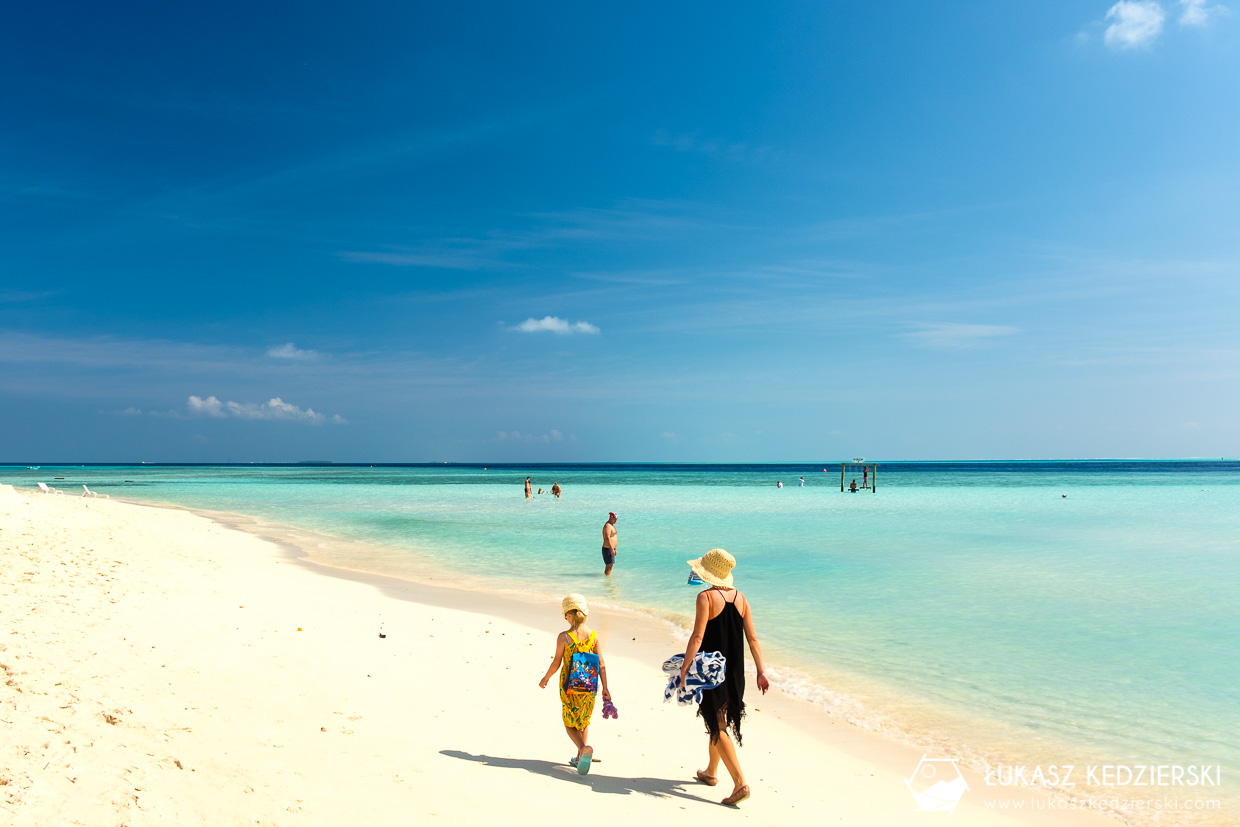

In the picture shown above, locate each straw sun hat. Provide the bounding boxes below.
[687,548,736,588]
[562,593,589,616]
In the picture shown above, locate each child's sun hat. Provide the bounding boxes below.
[562,593,589,616]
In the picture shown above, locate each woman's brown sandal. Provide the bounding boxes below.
[721,785,751,806]
[695,770,718,786]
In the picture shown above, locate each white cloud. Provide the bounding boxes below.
[267,342,318,360]
[187,394,225,417]
[1179,0,1228,25]
[662,431,678,440]
[1105,1,1167,48]
[904,323,1019,351]
[513,316,600,335]
[186,395,346,424]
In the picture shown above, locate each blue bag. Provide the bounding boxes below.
[563,628,600,696]
[565,651,600,694]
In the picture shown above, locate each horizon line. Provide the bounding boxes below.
[2,457,1236,468]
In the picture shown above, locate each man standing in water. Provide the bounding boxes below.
[525,477,532,499]
[602,512,618,575]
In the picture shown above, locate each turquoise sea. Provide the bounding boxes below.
[4,461,1238,817]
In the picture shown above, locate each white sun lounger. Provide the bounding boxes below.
[82,485,109,499]
[37,482,62,494]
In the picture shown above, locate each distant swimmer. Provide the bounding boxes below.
[799,477,805,488]
[602,512,619,576]
[538,488,543,495]
[552,482,562,499]
[525,477,532,499]
[849,479,858,492]
[776,481,783,489]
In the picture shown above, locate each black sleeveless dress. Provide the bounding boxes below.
[697,590,746,745]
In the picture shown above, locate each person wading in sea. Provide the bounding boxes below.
[601,512,618,575]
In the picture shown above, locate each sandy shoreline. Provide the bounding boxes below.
[1,485,1119,825]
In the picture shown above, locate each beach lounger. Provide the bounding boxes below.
[37,482,62,495]
[82,485,109,498]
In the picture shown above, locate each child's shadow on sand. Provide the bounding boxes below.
[440,750,711,804]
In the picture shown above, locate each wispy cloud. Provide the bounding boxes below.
[526,201,725,243]
[339,199,734,278]
[904,323,1019,350]
[569,268,690,287]
[196,113,550,208]
[650,130,773,163]
[0,289,57,304]
[336,250,497,270]
[187,395,346,424]
[496,429,574,443]
[0,329,484,408]
[55,109,560,251]
[1178,0,1229,25]
[1105,1,1167,48]
[266,342,318,360]
[513,316,600,335]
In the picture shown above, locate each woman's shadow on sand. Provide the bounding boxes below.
[440,750,712,805]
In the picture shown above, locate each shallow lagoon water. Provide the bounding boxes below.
[6,461,1238,808]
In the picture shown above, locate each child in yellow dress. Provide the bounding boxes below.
[539,594,612,773]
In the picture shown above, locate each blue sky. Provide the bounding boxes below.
[2,1,1238,462]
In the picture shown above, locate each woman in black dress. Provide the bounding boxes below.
[679,548,770,807]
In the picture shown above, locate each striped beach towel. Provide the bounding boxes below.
[661,652,726,706]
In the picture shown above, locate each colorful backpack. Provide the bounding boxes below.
[564,631,600,695]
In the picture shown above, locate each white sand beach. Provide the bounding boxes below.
[0,484,1117,826]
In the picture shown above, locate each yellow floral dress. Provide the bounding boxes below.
[559,629,597,729]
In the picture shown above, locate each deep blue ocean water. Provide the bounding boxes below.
[5,461,1238,807]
